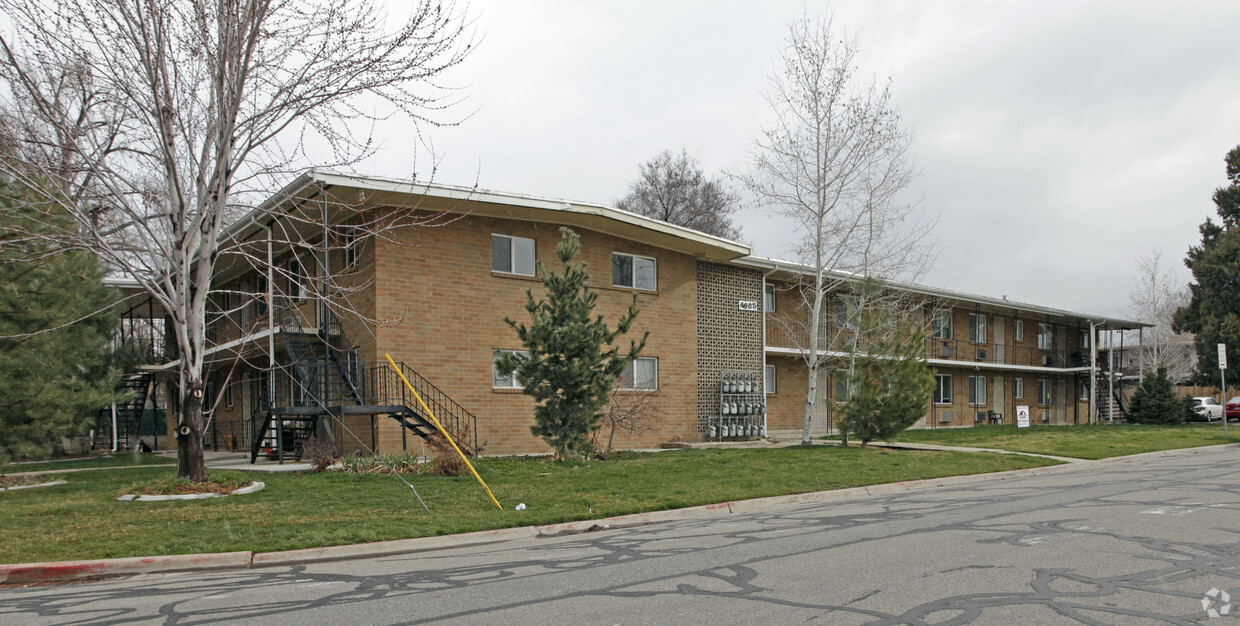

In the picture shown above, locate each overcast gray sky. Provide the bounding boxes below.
[357,0,1240,321]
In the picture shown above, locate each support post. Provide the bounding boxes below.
[1089,322,1097,425]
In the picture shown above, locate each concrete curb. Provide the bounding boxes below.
[0,552,253,584]
[6,442,1237,584]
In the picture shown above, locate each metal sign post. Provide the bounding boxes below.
[1220,344,1228,438]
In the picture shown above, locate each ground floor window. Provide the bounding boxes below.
[834,373,854,403]
[969,376,986,405]
[1078,379,1089,401]
[933,374,952,404]
[764,364,776,394]
[1038,379,1052,406]
[1014,377,1024,399]
[492,349,527,389]
[617,356,658,390]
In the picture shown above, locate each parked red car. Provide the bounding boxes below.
[1225,397,1240,421]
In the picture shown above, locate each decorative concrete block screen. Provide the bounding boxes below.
[695,261,764,433]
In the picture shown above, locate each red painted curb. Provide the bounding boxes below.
[0,551,252,584]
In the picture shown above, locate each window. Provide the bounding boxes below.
[764,364,776,394]
[617,357,658,390]
[1079,380,1089,401]
[345,348,361,387]
[1038,323,1052,350]
[492,349,527,389]
[764,284,776,312]
[969,313,986,343]
[344,230,362,268]
[288,256,308,301]
[1079,329,1090,350]
[933,374,952,404]
[1014,377,1024,399]
[969,376,986,405]
[932,310,953,340]
[1014,320,1024,341]
[1038,379,1052,406]
[835,374,854,403]
[612,252,657,290]
[491,234,535,276]
[224,381,234,409]
[835,295,859,331]
[254,275,268,317]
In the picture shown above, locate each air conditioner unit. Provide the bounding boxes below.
[975,411,988,423]
[938,411,954,424]
[975,348,987,361]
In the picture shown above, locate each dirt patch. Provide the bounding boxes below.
[123,475,249,497]
[0,475,44,489]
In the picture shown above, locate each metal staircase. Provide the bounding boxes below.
[249,298,478,463]
[94,372,154,450]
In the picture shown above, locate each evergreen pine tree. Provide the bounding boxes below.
[498,228,647,460]
[0,178,126,460]
[837,305,935,447]
[1126,366,1185,425]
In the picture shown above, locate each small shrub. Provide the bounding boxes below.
[341,451,425,475]
[302,434,341,472]
[425,433,467,476]
[1127,367,1185,425]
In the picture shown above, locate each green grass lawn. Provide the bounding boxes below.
[0,446,1057,564]
[2,452,175,473]
[890,422,1239,459]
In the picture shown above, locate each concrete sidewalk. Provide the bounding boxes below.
[2,442,1233,586]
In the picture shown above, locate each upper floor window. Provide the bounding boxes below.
[932,310,953,340]
[969,313,986,343]
[1079,329,1091,350]
[617,356,658,390]
[764,284,776,312]
[344,230,362,268]
[1038,323,1052,350]
[288,256,308,301]
[1014,319,1024,341]
[491,234,535,277]
[612,252,656,290]
[835,296,859,332]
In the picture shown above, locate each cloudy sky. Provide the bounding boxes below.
[356,0,1240,321]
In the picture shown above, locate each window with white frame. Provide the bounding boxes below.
[344,229,362,268]
[492,349,527,389]
[835,295,859,331]
[835,374,854,403]
[1038,379,1052,406]
[1014,377,1024,399]
[1038,323,1052,350]
[969,376,986,405]
[932,310,953,340]
[491,234,536,276]
[1079,380,1089,401]
[933,374,952,404]
[1079,329,1090,351]
[612,252,656,290]
[764,284,776,312]
[764,364,776,394]
[288,255,308,301]
[969,313,986,343]
[224,381,234,408]
[617,357,658,390]
[1014,319,1024,341]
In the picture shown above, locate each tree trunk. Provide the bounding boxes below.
[175,383,207,482]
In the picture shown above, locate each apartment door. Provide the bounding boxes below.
[992,376,1005,418]
[993,318,1006,364]
[812,368,830,435]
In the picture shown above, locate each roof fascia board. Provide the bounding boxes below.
[737,255,1151,329]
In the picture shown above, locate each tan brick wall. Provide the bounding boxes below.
[372,212,700,456]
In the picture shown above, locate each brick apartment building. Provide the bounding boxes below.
[110,170,1149,458]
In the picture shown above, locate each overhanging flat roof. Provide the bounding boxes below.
[738,255,1152,330]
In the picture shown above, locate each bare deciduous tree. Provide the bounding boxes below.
[616,149,742,241]
[742,12,933,445]
[592,388,663,460]
[0,0,473,481]
[1129,251,1195,383]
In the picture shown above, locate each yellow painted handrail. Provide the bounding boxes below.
[384,353,502,510]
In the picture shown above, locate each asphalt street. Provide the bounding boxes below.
[2,446,1239,625]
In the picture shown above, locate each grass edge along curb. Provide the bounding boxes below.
[0,460,1080,584]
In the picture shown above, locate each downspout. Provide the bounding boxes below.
[1138,327,1144,383]
[1107,330,1115,423]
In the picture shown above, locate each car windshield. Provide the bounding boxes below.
[1229,397,1240,404]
